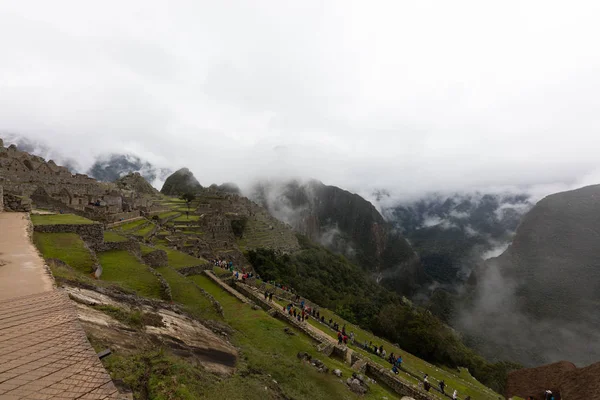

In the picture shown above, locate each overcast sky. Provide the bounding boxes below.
[1,1,600,199]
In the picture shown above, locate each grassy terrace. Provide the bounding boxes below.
[172,214,201,222]
[188,274,401,400]
[34,232,96,273]
[155,267,222,321]
[98,250,163,299]
[156,211,180,220]
[114,219,148,232]
[140,244,156,255]
[131,223,156,238]
[257,280,500,400]
[103,231,128,243]
[156,244,207,269]
[31,213,96,225]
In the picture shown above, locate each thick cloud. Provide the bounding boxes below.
[2,1,600,197]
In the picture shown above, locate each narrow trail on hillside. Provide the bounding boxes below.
[302,320,354,363]
[0,212,53,300]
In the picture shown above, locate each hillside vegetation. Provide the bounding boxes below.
[247,235,520,393]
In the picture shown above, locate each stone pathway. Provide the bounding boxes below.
[0,291,121,399]
[0,212,122,399]
[0,213,53,300]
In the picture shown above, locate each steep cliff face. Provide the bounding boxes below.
[493,185,600,322]
[251,179,426,295]
[160,168,202,195]
[458,184,600,366]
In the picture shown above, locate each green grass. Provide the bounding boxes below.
[132,223,156,238]
[155,267,222,321]
[259,280,499,400]
[33,232,96,273]
[172,214,201,222]
[114,219,148,232]
[31,214,95,225]
[187,274,401,400]
[98,250,164,299]
[103,231,128,243]
[156,245,207,269]
[157,211,180,220]
[140,244,156,255]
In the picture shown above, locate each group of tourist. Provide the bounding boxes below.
[212,259,234,269]
[387,352,403,374]
[263,290,274,302]
[336,324,354,345]
[423,374,464,399]
[249,277,470,400]
[283,302,310,322]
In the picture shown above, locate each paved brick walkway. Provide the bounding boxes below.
[0,290,121,399]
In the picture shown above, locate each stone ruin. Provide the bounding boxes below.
[0,137,163,220]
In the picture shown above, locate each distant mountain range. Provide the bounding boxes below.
[458,185,600,367]
[2,133,171,188]
[374,192,533,287]
[87,154,172,187]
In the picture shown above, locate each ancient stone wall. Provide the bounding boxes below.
[147,267,172,301]
[33,223,104,248]
[178,264,212,276]
[3,193,32,212]
[365,363,435,400]
[142,250,169,267]
[203,270,251,304]
[0,185,3,212]
[96,240,141,254]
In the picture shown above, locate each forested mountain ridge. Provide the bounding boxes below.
[250,179,428,296]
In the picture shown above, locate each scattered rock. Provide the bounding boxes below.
[400,397,416,400]
[333,369,343,377]
[296,352,312,361]
[347,378,368,394]
[283,327,296,336]
[251,304,260,310]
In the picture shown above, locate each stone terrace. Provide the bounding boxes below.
[0,291,121,399]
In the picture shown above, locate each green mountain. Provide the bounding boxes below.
[251,179,427,296]
[160,168,202,195]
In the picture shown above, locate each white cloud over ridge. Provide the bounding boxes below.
[1,1,600,197]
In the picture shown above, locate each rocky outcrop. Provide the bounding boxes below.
[160,168,202,195]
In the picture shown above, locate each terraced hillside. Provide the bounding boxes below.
[254,278,501,400]
[26,184,506,399]
[31,215,407,399]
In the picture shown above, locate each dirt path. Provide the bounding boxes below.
[0,212,53,300]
